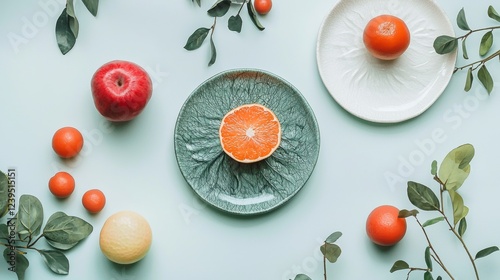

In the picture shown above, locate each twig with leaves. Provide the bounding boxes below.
[434,6,500,94]
[185,0,265,66]
[55,0,100,54]
[292,232,342,280]
[0,171,93,280]
[391,144,499,280]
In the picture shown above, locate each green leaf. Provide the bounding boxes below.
[320,243,341,263]
[43,214,93,244]
[325,231,342,244]
[39,250,69,275]
[478,65,494,94]
[193,0,201,7]
[457,8,471,30]
[184,27,210,51]
[462,38,469,59]
[45,212,79,250]
[0,224,8,239]
[66,0,79,38]
[431,160,437,176]
[488,5,500,22]
[438,144,474,191]
[425,247,432,270]
[422,216,444,227]
[433,35,458,54]
[398,209,419,218]
[207,0,231,17]
[0,170,8,218]
[479,31,493,56]
[475,246,499,260]
[55,8,77,55]
[465,67,473,92]
[3,247,29,280]
[17,194,44,240]
[82,0,99,16]
[390,260,410,272]
[458,217,467,237]
[208,35,216,66]
[424,271,434,280]
[228,15,243,33]
[407,181,440,211]
[448,190,469,225]
[247,1,265,30]
[294,274,312,280]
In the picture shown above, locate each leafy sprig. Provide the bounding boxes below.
[434,6,500,94]
[184,0,265,66]
[0,177,93,280]
[56,0,100,54]
[391,144,499,280]
[292,232,343,280]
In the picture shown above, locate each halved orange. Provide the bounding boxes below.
[219,104,281,163]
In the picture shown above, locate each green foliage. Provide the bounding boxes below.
[0,194,92,279]
[185,0,266,66]
[433,6,500,94]
[55,0,99,54]
[392,144,499,280]
[0,171,7,218]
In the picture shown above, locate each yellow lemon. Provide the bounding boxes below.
[99,211,152,264]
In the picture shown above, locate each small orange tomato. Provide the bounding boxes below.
[48,171,75,198]
[254,0,272,15]
[363,15,410,60]
[82,189,106,213]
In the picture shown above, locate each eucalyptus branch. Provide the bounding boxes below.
[455,49,500,72]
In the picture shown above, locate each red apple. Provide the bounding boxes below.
[91,60,153,122]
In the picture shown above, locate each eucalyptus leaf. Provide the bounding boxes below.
[207,0,231,17]
[247,1,265,30]
[407,181,440,211]
[448,190,469,225]
[0,170,8,218]
[17,194,44,240]
[438,143,474,191]
[431,160,437,176]
[3,248,29,280]
[325,231,342,244]
[422,216,444,227]
[456,8,471,31]
[488,5,500,22]
[228,15,243,33]
[82,0,99,16]
[66,0,79,37]
[294,274,312,280]
[475,246,499,260]
[43,215,93,244]
[46,239,79,251]
[458,217,467,237]
[193,0,201,7]
[462,38,469,59]
[433,35,458,54]
[478,64,494,94]
[55,8,77,55]
[465,67,473,92]
[184,27,210,50]
[320,243,341,263]
[39,250,69,275]
[390,260,409,272]
[424,271,434,280]
[208,35,216,66]
[0,224,8,239]
[398,209,418,218]
[425,247,432,270]
[437,277,443,280]
[479,31,493,56]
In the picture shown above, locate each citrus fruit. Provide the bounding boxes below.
[219,103,281,163]
[254,0,272,15]
[363,15,410,60]
[82,189,106,213]
[48,171,75,198]
[99,211,152,264]
[366,205,407,246]
[52,126,84,158]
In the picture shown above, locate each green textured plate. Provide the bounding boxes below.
[174,69,320,215]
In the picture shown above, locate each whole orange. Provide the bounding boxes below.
[48,171,75,198]
[363,15,410,60]
[366,205,407,246]
[82,189,106,213]
[52,127,84,158]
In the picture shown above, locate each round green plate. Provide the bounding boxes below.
[174,69,320,215]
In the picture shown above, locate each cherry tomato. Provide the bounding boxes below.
[254,0,272,15]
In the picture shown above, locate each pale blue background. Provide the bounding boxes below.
[0,0,499,279]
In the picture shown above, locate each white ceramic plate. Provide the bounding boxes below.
[316,0,457,123]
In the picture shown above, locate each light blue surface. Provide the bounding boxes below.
[1,0,499,279]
